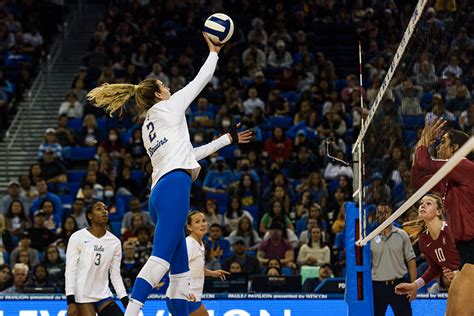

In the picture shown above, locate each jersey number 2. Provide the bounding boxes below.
[146,122,156,142]
[434,248,446,262]
[95,253,101,266]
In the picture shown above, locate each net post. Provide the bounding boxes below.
[344,202,374,316]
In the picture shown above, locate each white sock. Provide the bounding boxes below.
[124,298,144,316]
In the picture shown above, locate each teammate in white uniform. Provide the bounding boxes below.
[87,33,251,316]
[168,211,229,316]
[65,201,128,316]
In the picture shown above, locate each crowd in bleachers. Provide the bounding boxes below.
[0,0,473,294]
[0,0,65,140]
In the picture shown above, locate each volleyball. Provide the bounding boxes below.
[203,13,234,44]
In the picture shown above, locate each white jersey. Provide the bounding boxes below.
[187,236,205,301]
[142,52,230,187]
[65,228,127,303]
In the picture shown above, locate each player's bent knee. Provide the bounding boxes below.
[98,302,124,316]
[166,271,191,300]
[137,256,170,288]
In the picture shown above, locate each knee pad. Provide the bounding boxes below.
[137,256,170,288]
[166,271,191,300]
[98,302,123,316]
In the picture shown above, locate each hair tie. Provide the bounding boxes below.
[134,85,139,93]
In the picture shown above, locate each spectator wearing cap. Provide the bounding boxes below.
[0,180,31,216]
[1,263,29,293]
[302,263,334,292]
[29,178,63,220]
[257,221,295,267]
[371,203,416,316]
[9,232,39,268]
[363,172,391,205]
[203,157,234,194]
[205,223,232,265]
[27,209,57,252]
[242,42,267,70]
[38,128,62,160]
[58,90,83,119]
[268,40,293,69]
[288,146,319,179]
[39,147,67,184]
[223,236,261,275]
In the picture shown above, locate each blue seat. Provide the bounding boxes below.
[67,118,83,132]
[242,205,259,223]
[96,118,108,134]
[403,130,418,147]
[219,145,237,159]
[65,182,81,196]
[67,170,86,183]
[59,195,74,206]
[268,116,293,129]
[205,192,229,214]
[117,195,133,212]
[281,267,292,276]
[402,115,424,129]
[69,147,96,160]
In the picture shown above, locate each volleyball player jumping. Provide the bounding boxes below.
[87,33,251,316]
[411,118,474,316]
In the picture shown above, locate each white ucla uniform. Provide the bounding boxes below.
[142,52,231,188]
[65,228,127,303]
[186,236,206,301]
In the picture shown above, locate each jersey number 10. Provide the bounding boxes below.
[434,248,446,262]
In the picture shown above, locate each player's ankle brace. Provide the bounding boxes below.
[166,271,191,300]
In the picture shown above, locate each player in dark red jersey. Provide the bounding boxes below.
[411,119,474,316]
[395,194,459,299]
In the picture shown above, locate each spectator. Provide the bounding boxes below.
[38,128,62,160]
[80,114,100,147]
[202,198,223,227]
[371,203,416,316]
[228,216,261,251]
[205,223,232,265]
[43,244,65,291]
[297,172,329,209]
[364,172,391,205]
[324,151,353,181]
[425,93,457,127]
[69,198,87,229]
[264,127,293,164]
[302,263,334,292]
[122,213,146,241]
[1,180,31,216]
[9,232,39,268]
[297,227,331,267]
[1,263,29,293]
[268,40,293,68]
[288,146,319,179]
[229,173,260,208]
[229,261,243,273]
[57,216,78,246]
[39,199,62,232]
[442,55,462,79]
[0,214,14,256]
[243,87,265,115]
[260,200,293,234]
[102,184,124,222]
[30,179,63,223]
[25,264,52,290]
[223,237,261,275]
[40,148,67,184]
[242,42,266,69]
[190,97,215,129]
[146,63,169,86]
[58,91,83,119]
[29,163,42,187]
[4,200,31,238]
[19,175,38,202]
[133,226,152,265]
[27,210,57,252]
[121,197,153,235]
[331,206,346,235]
[55,114,76,147]
[257,221,294,268]
[299,218,318,246]
[393,79,423,116]
[223,196,254,234]
[203,157,234,194]
[0,264,12,292]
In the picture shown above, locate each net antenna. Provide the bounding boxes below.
[356,137,474,246]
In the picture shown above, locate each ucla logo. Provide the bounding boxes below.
[94,245,104,252]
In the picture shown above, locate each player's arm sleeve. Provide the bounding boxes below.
[420,254,442,284]
[110,242,128,299]
[414,146,473,185]
[166,52,218,113]
[65,234,80,296]
[193,134,231,161]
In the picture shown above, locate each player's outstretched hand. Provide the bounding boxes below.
[210,269,231,281]
[394,282,416,295]
[227,123,253,144]
[420,117,446,146]
[203,32,224,53]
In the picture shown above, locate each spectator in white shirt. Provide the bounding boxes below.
[58,91,83,119]
[243,87,265,115]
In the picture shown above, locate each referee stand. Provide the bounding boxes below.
[345,202,374,316]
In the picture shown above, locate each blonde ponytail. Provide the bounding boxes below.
[86,83,136,116]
